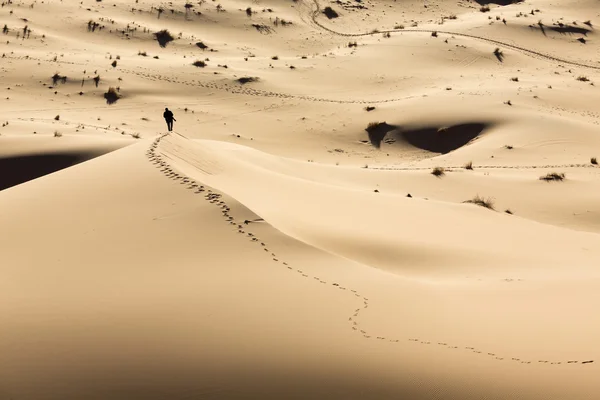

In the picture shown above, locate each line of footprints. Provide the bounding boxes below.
[146,134,594,367]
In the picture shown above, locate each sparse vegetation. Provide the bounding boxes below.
[104,87,120,104]
[237,76,259,84]
[431,167,445,177]
[493,47,504,62]
[348,41,357,48]
[480,5,491,12]
[138,51,147,56]
[132,133,141,139]
[431,31,438,37]
[53,130,62,137]
[196,41,208,50]
[463,195,495,210]
[323,6,339,19]
[576,76,590,82]
[539,172,565,181]
[51,73,67,85]
[54,115,60,121]
[463,161,473,170]
[192,60,206,67]
[505,209,513,215]
[592,157,598,165]
[93,75,100,87]
[504,145,514,149]
[510,77,519,82]
[154,29,174,47]
[364,106,375,112]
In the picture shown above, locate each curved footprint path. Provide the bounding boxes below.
[146,133,595,367]
[307,0,600,71]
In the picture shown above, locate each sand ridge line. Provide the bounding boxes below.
[307,0,600,71]
[144,132,595,367]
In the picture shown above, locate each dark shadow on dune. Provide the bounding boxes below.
[367,122,488,154]
[529,24,592,36]
[0,151,114,191]
[550,25,592,36]
[472,0,522,4]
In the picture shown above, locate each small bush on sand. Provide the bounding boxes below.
[54,115,60,121]
[51,73,67,85]
[576,76,590,82]
[132,133,141,139]
[463,161,473,170]
[510,77,519,82]
[431,167,445,177]
[104,87,120,104]
[480,5,490,12]
[463,195,495,210]
[539,172,565,181]
[53,130,62,137]
[323,6,339,19]
[592,157,598,165]
[237,76,259,84]
[196,41,208,50]
[192,60,206,67]
[154,29,174,47]
[505,209,513,214]
[364,106,375,112]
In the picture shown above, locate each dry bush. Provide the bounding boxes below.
[480,5,491,12]
[104,87,120,104]
[196,41,208,50]
[539,172,565,181]
[53,130,62,137]
[510,77,519,82]
[237,76,259,84]
[154,29,174,47]
[431,167,445,177]
[463,161,473,170]
[463,195,495,210]
[364,106,375,112]
[51,73,67,85]
[192,60,206,67]
[577,76,590,82]
[54,115,60,121]
[323,6,339,19]
[592,157,598,165]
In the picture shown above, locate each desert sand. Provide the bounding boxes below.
[1,0,600,398]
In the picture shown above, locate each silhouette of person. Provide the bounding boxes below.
[163,107,175,131]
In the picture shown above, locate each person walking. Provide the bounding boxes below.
[163,107,176,132]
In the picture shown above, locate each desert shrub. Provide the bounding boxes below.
[93,75,100,87]
[53,130,62,137]
[323,6,339,19]
[463,161,473,170]
[192,60,206,67]
[463,195,495,210]
[510,77,519,82]
[364,106,375,112]
[539,172,565,181]
[54,115,60,121]
[577,76,590,82]
[138,51,147,56]
[431,167,445,177]
[196,41,208,50]
[154,29,174,47]
[480,5,490,12]
[51,73,67,85]
[592,157,598,165]
[104,87,120,104]
[237,76,259,84]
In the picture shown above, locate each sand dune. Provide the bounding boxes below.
[1,0,600,398]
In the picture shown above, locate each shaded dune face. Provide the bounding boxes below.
[366,122,489,154]
[0,151,112,191]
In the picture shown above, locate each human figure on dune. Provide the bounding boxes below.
[163,107,176,131]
